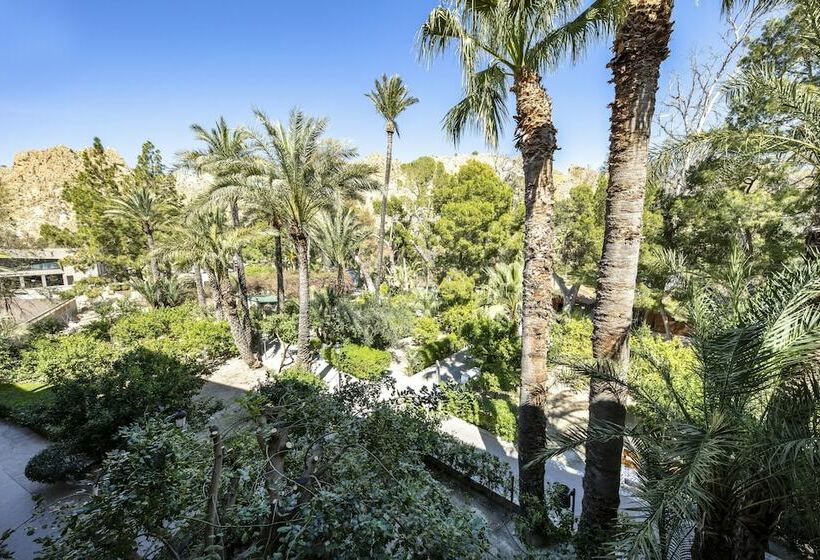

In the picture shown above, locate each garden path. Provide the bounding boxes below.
[0,420,85,560]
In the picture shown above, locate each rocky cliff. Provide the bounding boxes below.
[0,146,125,242]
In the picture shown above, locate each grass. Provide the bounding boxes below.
[0,382,53,415]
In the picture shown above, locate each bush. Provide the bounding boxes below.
[28,317,65,337]
[438,269,476,308]
[407,334,458,374]
[439,303,478,337]
[548,314,593,363]
[25,442,93,483]
[259,312,298,345]
[110,310,170,345]
[480,397,517,442]
[330,343,391,380]
[412,315,441,346]
[354,298,415,349]
[166,318,235,362]
[461,316,521,391]
[442,385,518,442]
[16,333,117,382]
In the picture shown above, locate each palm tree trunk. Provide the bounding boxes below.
[580,0,673,542]
[193,263,206,308]
[354,254,375,292]
[145,230,160,282]
[207,267,224,320]
[294,232,311,364]
[210,273,257,366]
[512,69,558,505]
[274,232,285,313]
[336,263,345,291]
[229,200,252,334]
[376,128,394,292]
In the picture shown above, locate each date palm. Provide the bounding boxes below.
[366,74,419,291]
[419,0,623,503]
[160,207,259,367]
[313,206,370,291]
[180,117,254,333]
[250,109,377,363]
[105,183,175,283]
[548,257,820,558]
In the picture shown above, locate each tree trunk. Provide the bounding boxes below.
[294,232,311,364]
[274,231,285,313]
[660,306,672,340]
[354,254,375,292]
[145,229,163,307]
[205,426,223,552]
[212,274,257,367]
[336,263,345,292]
[375,127,394,292]
[229,200,252,337]
[194,264,207,308]
[512,69,558,505]
[580,0,673,544]
[207,267,224,320]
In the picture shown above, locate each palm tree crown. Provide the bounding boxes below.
[365,74,419,135]
[419,0,623,147]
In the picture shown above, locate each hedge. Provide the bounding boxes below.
[330,343,391,381]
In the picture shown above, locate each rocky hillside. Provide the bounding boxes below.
[0,146,125,242]
[0,146,600,245]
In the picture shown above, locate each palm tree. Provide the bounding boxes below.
[312,206,370,291]
[180,118,254,331]
[105,183,175,283]
[242,178,288,312]
[250,109,377,363]
[160,208,259,367]
[549,257,820,558]
[483,261,523,326]
[580,0,674,539]
[366,74,419,291]
[419,0,622,503]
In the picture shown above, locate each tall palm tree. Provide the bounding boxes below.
[312,206,370,291]
[105,183,175,282]
[483,261,523,326]
[366,74,419,290]
[250,109,377,363]
[242,177,287,312]
[582,0,674,538]
[160,208,259,367]
[180,118,254,332]
[419,0,623,503]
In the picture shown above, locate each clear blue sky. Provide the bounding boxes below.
[1,1,731,170]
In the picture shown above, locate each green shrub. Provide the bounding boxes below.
[438,269,476,308]
[354,298,415,349]
[412,315,441,346]
[28,317,65,337]
[25,442,93,483]
[480,397,517,442]
[407,334,458,374]
[259,312,298,345]
[630,325,700,420]
[548,314,593,363]
[110,310,170,345]
[330,343,391,380]
[439,303,478,337]
[461,316,521,391]
[167,318,235,362]
[442,385,518,441]
[0,339,19,383]
[16,333,117,382]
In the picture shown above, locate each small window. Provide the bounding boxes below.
[65,275,74,286]
[45,274,64,287]
[23,276,42,289]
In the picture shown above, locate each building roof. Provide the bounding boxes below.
[0,248,76,260]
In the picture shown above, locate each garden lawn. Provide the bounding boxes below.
[0,382,53,417]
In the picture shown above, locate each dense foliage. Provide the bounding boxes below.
[38,373,512,559]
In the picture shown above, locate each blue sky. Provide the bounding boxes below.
[1,1,732,170]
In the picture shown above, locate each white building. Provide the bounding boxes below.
[0,248,99,291]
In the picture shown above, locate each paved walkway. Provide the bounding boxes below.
[0,421,84,559]
[257,343,637,511]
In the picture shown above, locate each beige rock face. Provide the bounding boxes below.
[0,145,125,240]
